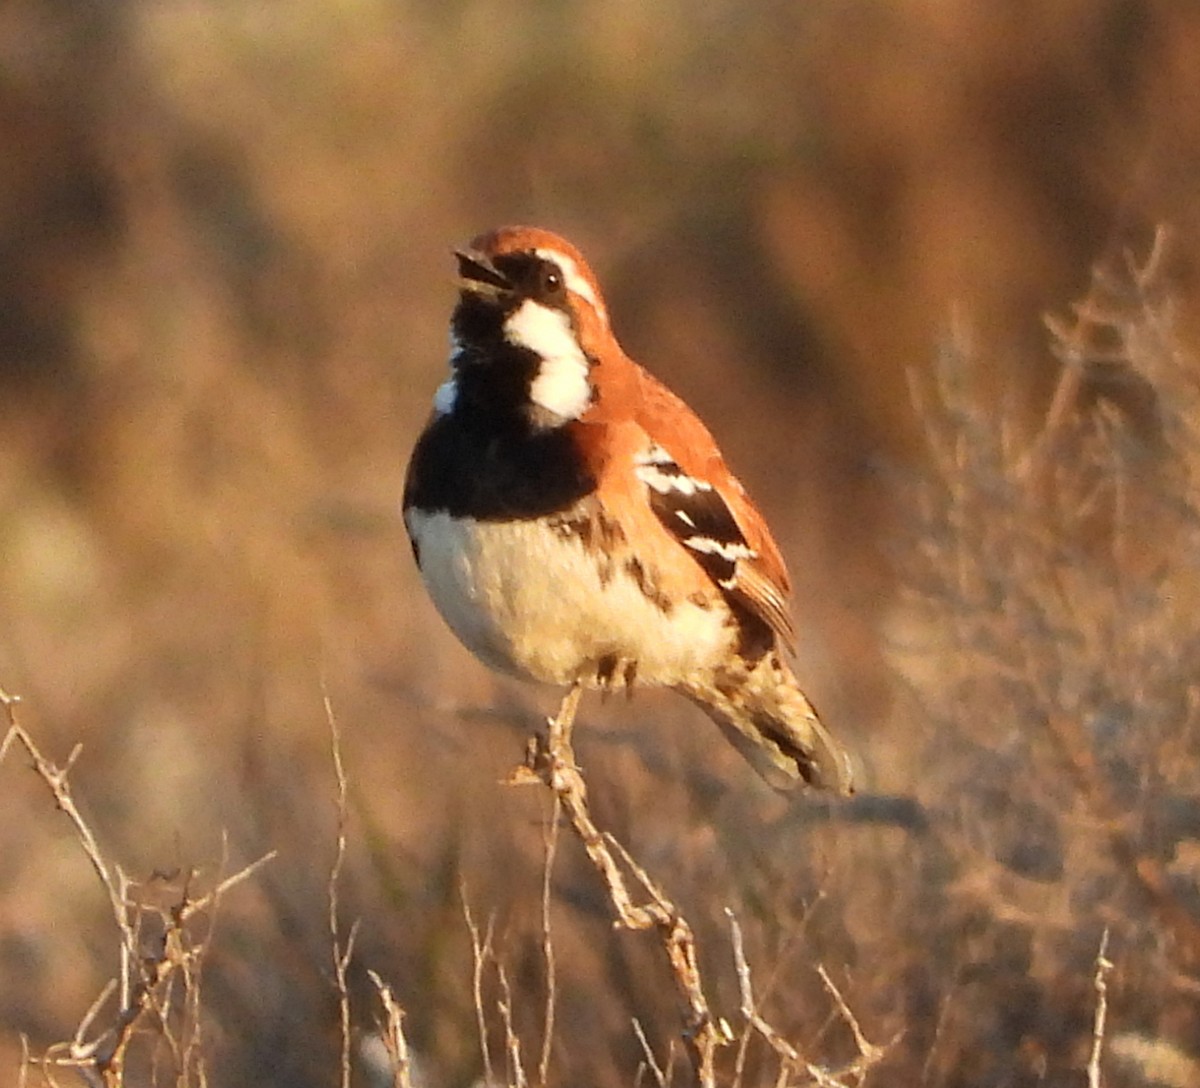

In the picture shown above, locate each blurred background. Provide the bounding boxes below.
[3,2,1200,1085]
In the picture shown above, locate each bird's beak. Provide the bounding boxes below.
[454,249,512,295]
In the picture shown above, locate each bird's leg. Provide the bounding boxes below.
[510,682,585,788]
[543,682,586,795]
[547,681,584,753]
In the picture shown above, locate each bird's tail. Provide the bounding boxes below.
[678,653,854,794]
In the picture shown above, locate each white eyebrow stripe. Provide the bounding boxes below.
[534,247,606,317]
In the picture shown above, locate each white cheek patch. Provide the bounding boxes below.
[534,247,607,322]
[505,300,593,421]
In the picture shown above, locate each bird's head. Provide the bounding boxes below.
[438,226,613,430]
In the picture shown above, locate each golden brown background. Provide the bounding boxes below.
[3,2,1200,1085]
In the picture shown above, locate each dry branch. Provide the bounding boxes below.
[727,912,889,1088]
[509,683,726,1088]
[508,686,889,1088]
[2,686,274,1087]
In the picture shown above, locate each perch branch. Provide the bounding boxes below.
[509,685,726,1088]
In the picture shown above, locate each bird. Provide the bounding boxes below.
[402,225,853,794]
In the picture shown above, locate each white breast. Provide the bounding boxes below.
[404,508,734,688]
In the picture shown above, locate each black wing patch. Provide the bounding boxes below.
[634,444,756,590]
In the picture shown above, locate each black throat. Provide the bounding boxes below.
[406,298,596,520]
[448,295,544,425]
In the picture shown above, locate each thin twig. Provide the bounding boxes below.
[0,693,21,766]
[632,1018,668,1088]
[463,891,497,1088]
[324,683,357,1088]
[728,911,892,1088]
[17,1033,29,1088]
[1,694,134,986]
[1128,224,1171,290]
[815,966,881,1066]
[497,962,528,1088]
[179,854,217,1086]
[537,795,561,1087]
[177,852,278,922]
[1087,928,1113,1088]
[368,969,415,1088]
[728,911,803,1068]
[71,981,118,1055]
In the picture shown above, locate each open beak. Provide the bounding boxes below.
[454,248,512,294]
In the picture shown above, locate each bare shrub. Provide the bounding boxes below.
[889,229,1200,1082]
[1,688,273,1087]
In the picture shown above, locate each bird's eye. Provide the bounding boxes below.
[541,266,564,297]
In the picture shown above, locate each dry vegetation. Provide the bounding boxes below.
[3,2,1200,1086]
[887,231,1200,1086]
